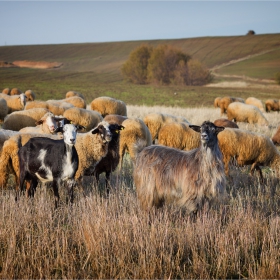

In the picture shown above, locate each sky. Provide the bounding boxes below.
[1,1,280,46]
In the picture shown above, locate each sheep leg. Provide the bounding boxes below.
[250,163,264,182]
[52,181,60,209]
[105,171,111,196]
[26,178,38,198]
[66,179,76,204]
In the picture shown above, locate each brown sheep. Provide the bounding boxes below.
[2,88,10,94]
[271,125,280,146]
[218,96,244,115]
[10,88,23,95]
[213,118,239,128]
[265,99,280,112]
[133,121,226,215]
[90,96,127,117]
[103,114,128,125]
[158,122,200,151]
[214,97,221,108]
[218,128,280,180]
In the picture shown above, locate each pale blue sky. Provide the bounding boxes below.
[1,1,280,46]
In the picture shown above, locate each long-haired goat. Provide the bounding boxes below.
[133,121,226,215]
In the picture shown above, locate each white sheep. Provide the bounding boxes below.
[90,96,127,117]
[25,100,74,115]
[63,107,103,132]
[143,112,191,143]
[2,108,49,131]
[119,117,152,168]
[0,93,26,113]
[19,112,61,134]
[245,97,265,112]
[0,98,8,122]
[103,114,128,125]
[227,102,269,126]
[47,96,86,109]
[65,91,85,100]
[218,127,280,180]
[158,122,200,151]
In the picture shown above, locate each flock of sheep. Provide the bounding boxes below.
[0,87,280,214]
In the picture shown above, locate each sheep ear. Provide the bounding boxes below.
[77,125,86,131]
[216,126,225,134]
[35,120,43,125]
[92,125,102,134]
[189,125,201,132]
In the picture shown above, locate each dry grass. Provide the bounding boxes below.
[0,106,280,279]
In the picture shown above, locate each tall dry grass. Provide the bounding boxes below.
[0,106,279,279]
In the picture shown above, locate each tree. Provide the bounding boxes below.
[187,59,213,86]
[147,44,191,85]
[121,44,153,84]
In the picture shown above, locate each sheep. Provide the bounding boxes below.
[18,112,63,134]
[245,97,265,112]
[84,123,124,194]
[213,118,239,128]
[25,100,74,115]
[119,117,152,168]
[218,127,280,180]
[265,99,280,112]
[143,112,191,143]
[0,93,26,113]
[65,91,85,100]
[103,114,128,125]
[10,88,22,95]
[47,96,86,109]
[63,107,103,132]
[271,125,280,146]
[0,98,8,122]
[158,122,201,151]
[218,96,244,115]
[214,97,221,108]
[133,121,226,215]
[90,96,127,117]
[2,108,49,131]
[227,102,269,126]
[18,124,79,208]
[0,121,112,189]
[24,90,36,101]
[2,88,10,94]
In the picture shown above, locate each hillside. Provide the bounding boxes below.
[0,33,280,106]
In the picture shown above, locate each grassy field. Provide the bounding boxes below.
[0,106,279,279]
[1,33,280,107]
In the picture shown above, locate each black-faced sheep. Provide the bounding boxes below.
[245,97,265,112]
[24,90,36,101]
[133,121,226,215]
[218,128,280,180]
[0,93,26,113]
[218,96,244,115]
[213,118,239,128]
[265,99,280,112]
[158,122,200,151]
[63,107,103,132]
[90,96,127,117]
[84,123,124,194]
[227,102,269,126]
[143,112,191,143]
[0,98,8,122]
[2,108,50,131]
[18,124,79,208]
[119,117,152,168]
[10,88,23,95]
